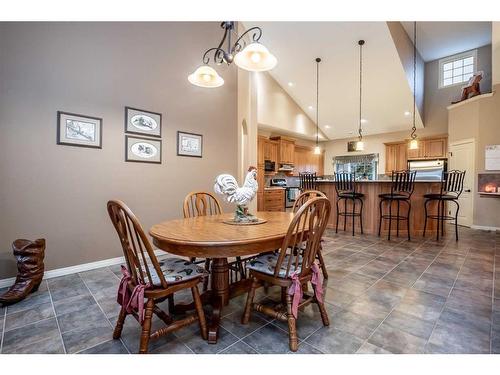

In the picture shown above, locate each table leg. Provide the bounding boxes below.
[208,258,229,344]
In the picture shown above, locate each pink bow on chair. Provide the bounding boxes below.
[117,265,151,324]
[287,262,324,319]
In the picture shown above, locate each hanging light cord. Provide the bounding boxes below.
[358,40,364,142]
[316,57,321,147]
[411,22,417,141]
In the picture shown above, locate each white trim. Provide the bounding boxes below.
[449,138,476,146]
[446,92,495,110]
[471,224,500,231]
[439,49,477,89]
[0,249,165,289]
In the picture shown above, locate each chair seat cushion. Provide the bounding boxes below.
[338,192,364,198]
[378,193,408,200]
[246,253,302,278]
[423,193,457,200]
[148,257,208,285]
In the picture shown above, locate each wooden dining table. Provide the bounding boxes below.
[149,211,295,344]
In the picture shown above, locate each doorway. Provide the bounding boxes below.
[449,139,475,227]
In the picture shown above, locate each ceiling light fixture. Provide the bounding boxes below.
[325,125,331,129]
[356,40,365,152]
[409,22,419,150]
[314,57,322,155]
[188,22,277,88]
[288,82,294,87]
[404,111,411,117]
[308,105,314,110]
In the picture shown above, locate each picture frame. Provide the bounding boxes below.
[125,135,162,164]
[124,106,162,138]
[177,131,203,158]
[57,111,102,149]
[347,141,358,152]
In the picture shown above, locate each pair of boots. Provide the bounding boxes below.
[0,239,45,306]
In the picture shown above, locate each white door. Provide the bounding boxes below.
[449,140,474,227]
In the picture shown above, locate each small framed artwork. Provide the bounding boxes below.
[125,135,162,164]
[57,111,102,149]
[347,141,358,152]
[177,131,203,158]
[125,106,162,138]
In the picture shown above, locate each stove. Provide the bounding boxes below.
[269,178,301,208]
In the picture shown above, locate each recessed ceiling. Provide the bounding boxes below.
[401,22,491,62]
[244,22,422,140]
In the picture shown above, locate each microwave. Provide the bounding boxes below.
[264,160,275,172]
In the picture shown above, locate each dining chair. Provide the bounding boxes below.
[107,200,208,354]
[292,190,329,279]
[241,197,331,352]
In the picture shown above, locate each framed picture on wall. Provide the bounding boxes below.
[125,135,162,164]
[125,107,162,138]
[57,111,102,149]
[177,131,203,158]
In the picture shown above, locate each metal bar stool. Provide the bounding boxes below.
[334,172,365,236]
[299,172,318,191]
[423,170,465,241]
[378,170,417,241]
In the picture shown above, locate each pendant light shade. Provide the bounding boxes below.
[188,65,224,88]
[409,139,419,150]
[355,141,365,151]
[234,42,277,72]
[314,145,321,155]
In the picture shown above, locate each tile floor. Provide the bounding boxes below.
[0,226,499,354]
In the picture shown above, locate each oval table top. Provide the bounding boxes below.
[149,211,294,258]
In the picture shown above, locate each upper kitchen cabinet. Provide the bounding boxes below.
[264,139,278,164]
[385,141,408,174]
[293,145,324,176]
[422,137,447,159]
[270,136,295,165]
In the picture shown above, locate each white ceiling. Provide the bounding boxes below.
[244,22,423,140]
[401,22,491,62]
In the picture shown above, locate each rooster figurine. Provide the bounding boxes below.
[214,166,259,223]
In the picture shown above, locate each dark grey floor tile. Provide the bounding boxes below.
[221,309,268,339]
[2,318,60,354]
[344,296,392,321]
[84,278,120,295]
[288,342,323,354]
[179,326,238,354]
[53,293,97,316]
[383,310,435,340]
[362,280,408,309]
[324,286,357,308]
[57,303,109,333]
[355,258,398,279]
[328,309,382,339]
[5,335,65,354]
[394,289,446,322]
[356,342,392,354]
[492,335,500,354]
[242,323,294,353]
[5,283,50,314]
[368,323,427,354]
[446,288,492,320]
[412,273,455,297]
[437,306,491,337]
[62,321,113,354]
[453,275,493,297]
[79,267,116,282]
[426,320,490,354]
[49,278,91,302]
[149,336,193,354]
[305,326,364,354]
[4,302,54,332]
[332,273,378,296]
[220,340,258,354]
[78,339,129,354]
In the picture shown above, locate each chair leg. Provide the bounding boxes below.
[388,200,393,241]
[351,198,356,236]
[396,200,400,237]
[203,258,211,291]
[378,199,384,237]
[241,277,258,324]
[113,306,127,339]
[138,299,154,354]
[436,198,441,241]
[167,294,175,314]
[191,285,208,340]
[441,200,445,237]
[281,286,287,305]
[285,293,298,352]
[343,199,347,231]
[423,199,429,237]
[312,283,329,326]
[454,200,460,241]
[335,199,340,233]
[317,247,329,279]
[406,200,412,241]
[358,198,364,234]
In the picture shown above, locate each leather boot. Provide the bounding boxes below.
[0,238,45,306]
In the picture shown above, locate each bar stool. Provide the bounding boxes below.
[334,172,365,236]
[423,170,466,241]
[378,170,416,241]
[299,172,317,191]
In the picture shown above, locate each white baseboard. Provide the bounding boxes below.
[0,250,165,289]
[470,224,500,231]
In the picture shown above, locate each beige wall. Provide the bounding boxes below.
[448,87,500,229]
[425,44,492,135]
[256,72,326,141]
[0,22,238,279]
[493,22,500,86]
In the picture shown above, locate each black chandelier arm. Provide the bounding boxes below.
[232,26,263,53]
[202,47,226,65]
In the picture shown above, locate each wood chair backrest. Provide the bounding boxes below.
[107,200,168,289]
[334,172,356,196]
[390,170,417,198]
[441,170,466,198]
[183,191,222,218]
[292,190,326,213]
[299,172,317,191]
[274,197,331,279]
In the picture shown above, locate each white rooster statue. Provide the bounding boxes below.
[214,166,259,223]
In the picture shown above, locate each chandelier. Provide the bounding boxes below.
[188,22,277,88]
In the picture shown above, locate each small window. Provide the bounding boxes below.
[439,50,477,88]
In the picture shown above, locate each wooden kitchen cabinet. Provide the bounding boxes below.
[293,145,324,176]
[263,189,285,211]
[271,136,295,165]
[385,142,408,174]
[423,138,447,158]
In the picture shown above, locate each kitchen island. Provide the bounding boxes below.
[317,179,443,237]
